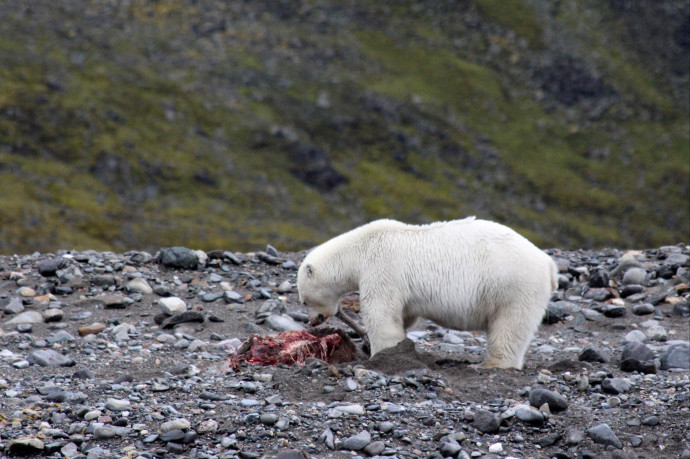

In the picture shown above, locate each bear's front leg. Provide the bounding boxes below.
[360,298,407,357]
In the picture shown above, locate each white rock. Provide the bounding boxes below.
[160,418,191,432]
[105,398,131,411]
[489,443,503,453]
[127,278,153,295]
[159,297,186,315]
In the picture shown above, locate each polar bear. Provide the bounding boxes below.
[297,217,558,369]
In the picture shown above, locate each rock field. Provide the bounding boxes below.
[1,244,689,459]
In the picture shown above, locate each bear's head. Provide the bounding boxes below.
[297,262,340,326]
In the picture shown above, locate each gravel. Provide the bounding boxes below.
[1,245,689,458]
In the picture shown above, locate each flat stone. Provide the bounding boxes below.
[101,294,129,309]
[223,290,245,304]
[473,409,501,433]
[159,297,187,315]
[78,323,106,336]
[339,430,371,451]
[6,311,44,324]
[28,349,75,367]
[529,388,568,412]
[105,398,131,411]
[126,278,153,294]
[587,423,622,449]
[8,437,45,455]
[621,342,654,361]
[660,342,690,370]
[581,308,605,321]
[602,377,631,394]
[43,309,64,322]
[157,247,199,270]
[161,418,191,432]
[515,407,545,424]
[579,345,610,363]
[265,314,306,332]
[3,297,24,314]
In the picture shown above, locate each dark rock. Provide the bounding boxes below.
[276,450,309,459]
[157,247,199,270]
[673,300,690,317]
[641,416,659,426]
[584,287,612,301]
[72,368,95,379]
[589,269,610,288]
[602,304,627,318]
[538,432,562,447]
[529,388,568,412]
[620,284,644,298]
[363,441,386,457]
[620,358,657,374]
[601,377,631,394]
[579,345,610,363]
[3,297,24,314]
[160,429,186,442]
[8,437,45,455]
[38,257,68,277]
[159,311,205,329]
[586,423,622,449]
[543,302,567,324]
[473,409,502,433]
[660,343,690,370]
[632,303,655,315]
[621,342,655,362]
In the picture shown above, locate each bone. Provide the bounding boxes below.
[335,309,370,352]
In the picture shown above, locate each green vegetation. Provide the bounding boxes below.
[0,0,687,254]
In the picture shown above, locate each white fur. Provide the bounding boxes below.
[297,218,558,369]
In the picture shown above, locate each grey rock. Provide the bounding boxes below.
[339,430,371,451]
[622,268,646,285]
[282,260,298,270]
[440,439,463,457]
[94,426,117,439]
[588,269,609,288]
[3,297,24,314]
[621,342,654,361]
[105,398,131,411]
[515,407,545,424]
[564,426,584,445]
[201,291,224,302]
[265,314,305,332]
[8,437,45,455]
[673,300,690,317]
[632,303,655,315]
[161,418,191,432]
[529,388,568,412]
[28,349,75,367]
[224,290,245,304]
[660,342,690,370]
[43,309,64,322]
[584,287,612,301]
[126,278,153,294]
[579,345,610,363]
[586,423,622,449]
[601,377,631,394]
[543,302,567,324]
[641,415,659,426]
[159,297,187,315]
[363,441,385,456]
[157,247,199,269]
[581,308,605,321]
[6,310,43,324]
[38,257,68,277]
[646,325,668,342]
[473,409,501,433]
[260,413,279,426]
[623,330,647,344]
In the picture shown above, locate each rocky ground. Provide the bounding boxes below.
[0,244,689,459]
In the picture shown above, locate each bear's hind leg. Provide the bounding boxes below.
[479,308,540,369]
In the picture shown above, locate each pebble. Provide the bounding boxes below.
[43,308,64,322]
[160,418,191,432]
[27,349,75,367]
[265,314,306,332]
[159,297,187,315]
[645,325,668,342]
[3,297,24,314]
[632,303,655,315]
[578,345,610,363]
[105,398,131,411]
[339,430,371,451]
[622,268,647,285]
[473,409,501,433]
[78,323,106,336]
[6,311,43,324]
[157,247,200,269]
[126,277,153,294]
[586,423,622,449]
[601,377,631,394]
[529,388,568,412]
[660,342,690,370]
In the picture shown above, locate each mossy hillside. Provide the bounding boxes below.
[0,0,687,254]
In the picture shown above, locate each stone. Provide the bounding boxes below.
[564,427,584,445]
[18,286,36,297]
[586,423,622,449]
[8,437,45,455]
[102,294,129,309]
[27,349,75,367]
[38,257,68,276]
[157,247,199,269]
[673,300,690,317]
[529,388,568,412]
[265,314,306,332]
[632,303,655,315]
[543,302,567,324]
[602,304,627,318]
[224,290,245,304]
[622,268,646,285]
[6,311,43,324]
[623,330,647,344]
[159,297,187,315]
[3,297,24,314]
[43,308,64,322]
[488,443,503,453]
[660,343,690,370]
[473,409,501,433]
[579,345,610,363]
[645,325,668,342]
[621,342,654,361]
[197,419,219,434]
[161,418,191,432]
[581,308,605,321]
[78,323,106,336]
[515,407,544,424]
[94,426,117,439]
[588,269,609,288]
[601,377,631,394]
[339,430,371,451]
[106,398,131,411]
[620,284,645,298]
[584,287,611,301]
[126,278,153,294]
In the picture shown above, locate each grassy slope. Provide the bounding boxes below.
[0,0,687,254]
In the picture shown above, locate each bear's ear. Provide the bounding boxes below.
[305,264,314,278]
